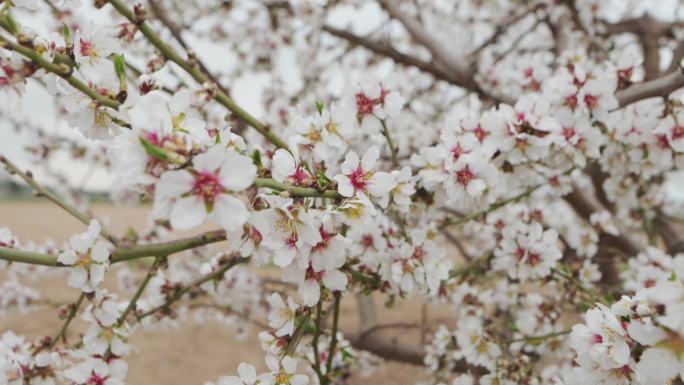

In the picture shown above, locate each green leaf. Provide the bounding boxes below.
[139,136,183,164]
[61,22,72,42]
[251,149,262,167]
[315,169,329,190]
[0,6,18,35]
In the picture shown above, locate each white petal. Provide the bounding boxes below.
[334,175,354,197]
[213,195,249,232]
[281,356,298,374]
[272,149,296,182]
[157,170,194,199]
[368,171,396,197]
[299,280,320,307]
[68,268,89,291]
[170,196,206,230]
[193,146,225,172]
[466,179,486,197]
[58,250,78,265]
[91,240,111,263]
[361,146,379,170]
[220,152,257,191]
[340,151,359,175]
[322,269,348,291]
[237,363,257,385]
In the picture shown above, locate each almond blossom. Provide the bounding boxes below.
[57,220,112,293]
[154,146,256,232]
[334,146,395,201]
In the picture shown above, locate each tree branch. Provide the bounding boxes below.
[105,0,289,149]
[322,25,455,84]
[0,155,118,245]
[616,68,684,107]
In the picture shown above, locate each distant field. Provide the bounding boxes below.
[0,200,431,385]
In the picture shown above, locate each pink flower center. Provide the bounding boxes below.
[355,93,376,116]
[473,125,489,143]
[250,227,263,244]
[192,171,223,205]
[87,374,107,385]
[362,234,374,248]
[79,38,94,57]
[312,227,332,252]
[285,232,298,248]
[456,166,475,186]
[584,94,598,109]
[305,265,324,281]
[653,135,669,150]
[672,125,684,140]
[564,95,578,110]
[355,87,390,117]
[516,247,526,261]
[290,165,309,185]
[524,67,534,78]
[592,334,603,344]
[562,127,576,140]
[349,167,370,191]
[1,63,15,78]
[451,144,465,161]
[527,253,541,266]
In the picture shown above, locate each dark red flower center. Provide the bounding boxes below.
[349,167,370,191]
[192,171,222,205]
[672,125,684,140]
[456,166,475,186]
[79,38,94,57]
[584,94,598,109]
[473,125,489,143]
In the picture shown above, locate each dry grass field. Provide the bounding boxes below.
[0,200,442,385]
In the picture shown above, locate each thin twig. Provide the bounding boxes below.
[48,293,86,348]
[0,155,118,245]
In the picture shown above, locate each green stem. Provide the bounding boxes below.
[137,256,248,319]
[112,230,227,263]
[254,178,341,199]
[509,329,571,344]
[326,292,341,375]
[0,229,227,266]
[0,36,120,109]
[439,184,541,230]
[0,155,119,244]
[439,168,576,230]
[283,311,312,358]
[116,256,165,325]
[379,118,399,166]
[105,0,289,150]
[49,293,85,348]
[312,301,325,383]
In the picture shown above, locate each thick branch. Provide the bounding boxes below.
[322,25,455,84]
[376,0,469,80]
[253,178,342,199]
[616,69,684,107]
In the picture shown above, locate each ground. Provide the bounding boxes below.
[0,200,438,385]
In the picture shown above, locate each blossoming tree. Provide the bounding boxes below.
[2,0,684,384]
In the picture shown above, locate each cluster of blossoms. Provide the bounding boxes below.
[4,0,684,385]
